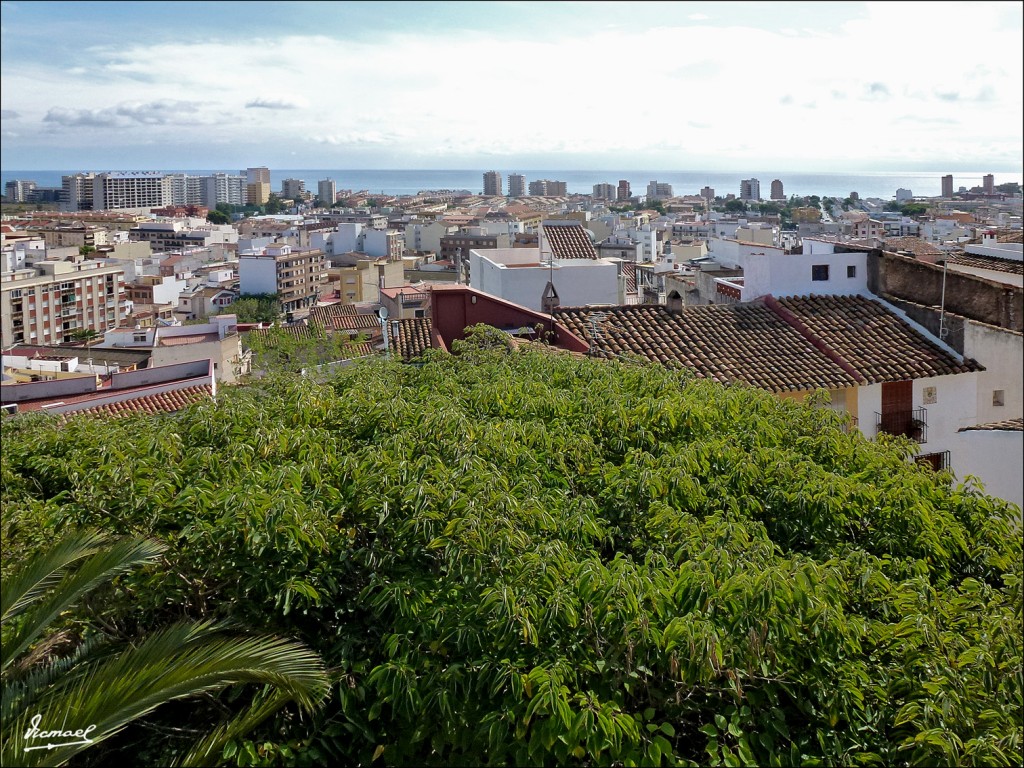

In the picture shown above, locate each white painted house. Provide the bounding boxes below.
[470,222,619,312]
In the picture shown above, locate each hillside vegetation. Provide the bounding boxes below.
[2,332,1021,767]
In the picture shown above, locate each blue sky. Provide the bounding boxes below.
[1,1,1021,172]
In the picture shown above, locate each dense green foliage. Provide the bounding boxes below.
[246,326,371,374]
[2,337,1021,766]
[1,531,329,767]
[231,294,281,324]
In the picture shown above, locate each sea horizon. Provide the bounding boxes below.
[4,168,1022,202]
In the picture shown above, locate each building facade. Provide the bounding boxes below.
[770,179,785,200]
[5,180,37,202]
[238,244,326,313]
[282,178,307,200]
[1,259,126,346]
[92,172,172,211]
[483,171,503,196]
[508,174,526,198]
[942,174,954,198]
[740,178,761,201]
[646,181,673,200]
[318,178,337,206]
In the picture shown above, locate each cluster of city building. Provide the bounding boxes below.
[1,165,1021,508]
[3,168,338,211]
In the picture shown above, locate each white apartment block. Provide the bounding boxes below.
[93,172,172,211]
[61,173,96,211]
[238,243,326,313]
[201,173,247,207]
[740,179,761,201]
[1,258,126,346]
[318,179,337,205]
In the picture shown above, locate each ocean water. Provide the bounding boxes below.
[3,169,1021,202]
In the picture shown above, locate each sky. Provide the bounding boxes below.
[1,1,1022,173]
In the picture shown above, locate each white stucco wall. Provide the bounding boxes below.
[470,248,619,311]
[856,372,980,474]
[332,223,364,255]
[963,321,1024,423]
[238,256,278,295]
[953,429,1024,512]
[742,249,867,299]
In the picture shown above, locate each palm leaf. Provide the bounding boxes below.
[2,621,330,767]
[175,688,295,768]
[1,535,167,674]
[1,530,111,624]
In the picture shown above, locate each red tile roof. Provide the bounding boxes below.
[959,417,1024,432]
[553,294,981,393]
[393,318,433,361]
[944,253,1024,276]
[883,237,944,258]
[774,295,982,383]
[61,385,213,419]
[544,223,598,260]
[157,332,220,346]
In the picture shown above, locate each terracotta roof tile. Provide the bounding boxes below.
[774,295,982,383]
[393,318,433,361]
[884,237,944,257]
[554,303,858,392]
[544,223,598,260]
[65,385,213,419]
[944,253,1024,275]
[959,417,1024,432]
[553,294,981,393]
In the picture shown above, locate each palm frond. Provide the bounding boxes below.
[1,536,166,674]
[1,530,111,625]
[175,688,294,768]
[3,621,330,767]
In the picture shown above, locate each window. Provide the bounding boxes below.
[811,265,830,281]
[847,265,856,278]
[993,390,1005,407]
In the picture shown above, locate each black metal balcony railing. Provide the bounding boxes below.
[875,407,928,444]
[916,451,950,472]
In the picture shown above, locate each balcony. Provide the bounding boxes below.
[399,291,429,307]
[875,408,928,444]
[915,450,950,472]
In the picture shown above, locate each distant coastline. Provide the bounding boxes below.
[3,169,1021,202]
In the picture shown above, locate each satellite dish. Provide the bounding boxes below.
[376,306,389,320]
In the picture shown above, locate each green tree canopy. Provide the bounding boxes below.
[206,209,230,225]
[230,294,279,324]
[900,203,929,217]
[2,338,1020,766]
[265,194,286,214]
[724,199,747,213]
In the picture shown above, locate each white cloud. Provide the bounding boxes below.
[1,3,1020,170]
[245,96,309,110]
